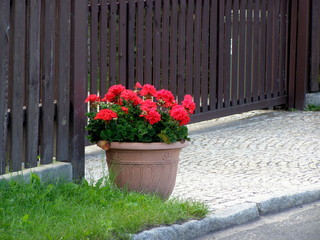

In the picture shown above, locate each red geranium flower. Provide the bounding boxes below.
[94,109,118,121]
[140,99,157,112]
[140,84,157,98]
[169,105,190,126]
[120,89,142,105]
[85,94,101,103]
[181,94,196,114]
[156,89,177,108]
[140,109,161,125]
[134,82,142,89]
[102,84,125,103]
[121,107,129,114]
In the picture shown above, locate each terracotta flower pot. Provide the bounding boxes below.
[101,141,189,199]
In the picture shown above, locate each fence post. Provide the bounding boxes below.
[288,0,298,109]
[70,0,88,180]
[295,0,311,109]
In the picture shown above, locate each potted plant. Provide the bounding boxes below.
[85,83,195,199]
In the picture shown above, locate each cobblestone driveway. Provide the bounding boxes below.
[85,110,320,212]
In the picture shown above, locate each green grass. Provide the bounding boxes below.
[304,104,320,111]
[0,174,208,240]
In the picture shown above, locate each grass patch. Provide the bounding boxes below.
[304,104,320,111]
[0,174,208,240]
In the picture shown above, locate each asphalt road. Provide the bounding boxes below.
[196,201,320,240]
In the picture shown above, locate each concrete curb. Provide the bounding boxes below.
[133,188,320,240]
[0,162,73,183]
[257,188,320,215]
[305,92,320,107]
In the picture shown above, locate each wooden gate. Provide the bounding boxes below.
[87,0,310,123]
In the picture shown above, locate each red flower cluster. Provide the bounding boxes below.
[156,89,176,107]
[94,109,118,121]
[86,83,196,127]
[139,99,160,124]
[181,94,196,114]
[169,105,190,126]
[102,84,125,103]
[140,99,157,112]
[140,110,161,125]
[121,107,129,114]
[85,94,100,103]
[134,82,143,89]
[139,84,157,98]
[120,89,142,105]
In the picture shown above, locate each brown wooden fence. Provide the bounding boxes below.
[88,0,293,123]
[0,0,87,179]
[0,0,316,179]
[310,0,320,92]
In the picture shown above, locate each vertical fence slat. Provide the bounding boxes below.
[193,0,202,112]
[252,0,260,102]
[41,0,56,165]
[224,0,232,107]
[26,0,41,168]
[109,0,117,85]
[217,0,225,108]
[136,0,144,85]
[10,0,26,171]
[119,0,127,86]
[100,0,108,94]
[178,0,186,101]
[265,0,273,99]
[288,0,298,108]
[209,0,218,110]
[185,0,194,96]
[144,0,153,84]
[259,0,267,100]
[311,0,320,92]
[127,0,135,88]
[245,0,253,103]
[161,0,169,89]
[70,0,87,179]
[153,0,161,89]
[284,0,290,94]
[90,0,98,93]
[0,0,10,174]
[56,0,71,162]
[231,0,239,106]
[272,0,280,96]
[238,0,246,104]
[201,0,209,111]
[170,0,178,94]
[278,0,287,96]
[295,0,310,109]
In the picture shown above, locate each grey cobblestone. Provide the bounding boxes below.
[85,110,320,213]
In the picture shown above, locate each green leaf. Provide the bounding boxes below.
[95,178,104,188]
[30,173,41,186]
[21,214,29,223]
[157,132,170,144]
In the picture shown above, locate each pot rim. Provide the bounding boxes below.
[107,141,189,150]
